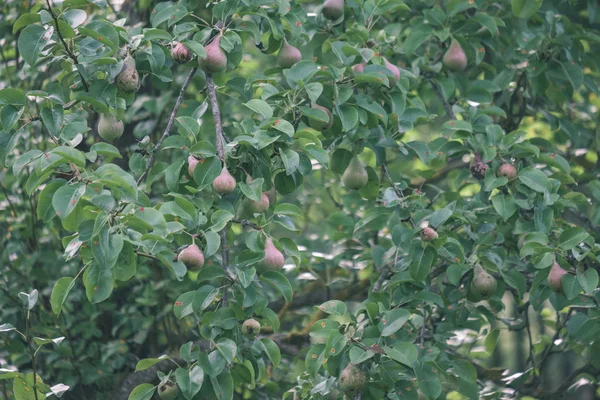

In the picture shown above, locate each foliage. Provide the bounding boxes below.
[1,0,600,399]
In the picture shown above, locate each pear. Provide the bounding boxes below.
[339,363,365,394]
[470,153,488,179]
[342,156,368,190]
[322,0,344,20]
[352,63,365,73]
[213,166,236,194]
[242,318,261,338]
[277,40,302,69]
[188,156,199,177]
[262,238,285,271]
[115,55,139,93]
[265,185,277,206]
[308,104,333,131]
[497,163,517,180]
[548,261,568,292]
[97,114,124,142]
[384,57,400,83]
[157,381,179,400]
[443,39,467,72]
[420,227,438,241]
[171,41,192,64]
[469,264,497,299]
[177,244,205,271]
[250,192,270,213]
[199,34,227,73]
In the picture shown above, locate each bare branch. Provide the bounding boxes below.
[137,67,198,185]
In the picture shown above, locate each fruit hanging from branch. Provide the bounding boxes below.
[443,38,468,72]
[262,238,285,271]
[177,244,205,271]
[469,264,497,300]
[157,381,179,400]
[308,104,333,131]
[497,163,517,180]
[548,260,568,292]
[339,363,365,394]
[242,318,261,338]
[277,40,302,68]
[342,156,368,190]
[115,55,139,93]
[170,41,192,64]
[213,166,236,194]
[322,0,344,20]
[199,34,227,72]
[97,114,124,142]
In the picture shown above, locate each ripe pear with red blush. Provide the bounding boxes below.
[497,163,517,180]
[250,192,270,213]
[277,40,302,68]
[262,238,285,271]
[352,63,365,73]
[199,34,227,72]
[548,261,568,292]
[177,244,205,271]
[188,156,199,177]
[384,58,400,83]
[213,166,236,194]
[443,39,468,71]
[420,227,438,241]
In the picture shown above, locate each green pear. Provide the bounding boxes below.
[242,318,261,338]
[277,40,302,68]
[157,381,178,400]
[342,156,368,190]
[469,264,497,299]
[322,0,344,20]
[199,34,227,72]
[97,114,124,142]
[115,55,139,93]
[339,363,365,394]
[249,193,270,213]
[443,39,467,71]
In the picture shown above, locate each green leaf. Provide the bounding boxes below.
[491,193,517,221]
[52,183,85,219]
[91,142,122,158]
[176,366,204,400]
[92,227,123,270]
[559,227,589,250]
[511,0,543,19]
[244,99,273,119]
[51,146,86,168]
[429,207,452,227]
[83,263,114,303]
[0,323,17,333]
[50,277,75,315]
[127,384,155,400]
[0,88,26,106]
[274,203,303,218]
[210,371,233,400]
[209,210,234,232]
[17,25,48,67]
[518,168,549,193]
[13,373,45,400]
[239,177,264,202]
[562,274,582,300]
[260,271,293,302]
[317,300,347,316]
[577,269,598,296]
[484,329,500,355]
[349,345,375,364]
[216,339,237,364]
[324,331,347,359]
[193,156,221,190]
[135,355,168,371]
[384,342,418,366]
[13,13,41,33]
[380,308,410,337]
[414,361,442,399]
[259,338,281,368]
[330,148,353,174]
[409,245,435,281]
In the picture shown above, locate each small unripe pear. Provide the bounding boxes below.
[188,156,199,177]
[342,156,368,190]
[262,238,285,271]
[322,0,344,20]
[443,39,468,72]
[199,34,227,73]
[97,114,124,142]
[308,104,333,131]
[171,41,192,64]
[384,58,400,83]
[339,363,365,394]
[213,166,236,194]
[242,318,261,338]
[250,192,270,213]
[177,244,205,271]
[352,63,365,73]
[277,41,302,69]
[265,185,277,205]
[497,163,517,180]
[470,264,497,299]
[548,261,568,292]
[158,381,179,400]
[115,56,139,93]
[420,227,438,241]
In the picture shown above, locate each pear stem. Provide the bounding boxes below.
[137,67,198,185]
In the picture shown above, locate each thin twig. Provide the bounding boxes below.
[0,182,18,217]
[429,79,455,120]
[137,67,198,185]
[45,0,89,91]
[373,265,391,292]
[420,308,427,348]
[523,305,537,373]
[231,219,263,230]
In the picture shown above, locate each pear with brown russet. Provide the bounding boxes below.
[199,34,227,73]
[242,318,261,338]
[97,114,124,142]
[213,166,236,194]
[548,261,568,292]
[177,244,205,271]
[339,363,365,394]
[262,238,285,271]
[322,0,344,20]
[342,156,368,190]
[171,41,192,64]
[277,40,302,68]
[157,381,179,400]
[115,55,139,93]
[420,227,438,241]
[470,264,497,299]
[443,39,468,72]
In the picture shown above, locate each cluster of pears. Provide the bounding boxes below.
[442,38,467,72]
[157,381,179,400]
[342,155,369,190]
[469,264,497,300]
[339,363,365,394]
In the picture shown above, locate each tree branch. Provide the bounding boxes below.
[137,67,198,185]
[429,79,455,120]
[231,219,263,230]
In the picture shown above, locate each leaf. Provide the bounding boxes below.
[577,269,599,296]
[17,25,49,67]
[135,355,168,371]
[492,193,517,221]
[210,371,233,400]
[52,183,85,219]
[559,227,589,250]
[511,0,543,19]
[414,361,442,400]
[127,383,155,400]
[215,339,237,364]
[0,323,17,333]
[176,366,204,400]
[260,271,293,302]
[317,300,347,316]
[50,277,75,315]
[518,168,549,193]
[209,210,234,232]
[380,308,410,337]
[37,180,65,222]
[244,99,273,119]
[259,338,281,368]
[193,156,221,190]
[429,207,452,227]
[409,245,435,281]
[384,342,418,366]
[274,203,303,218]
[484,329,500,355]
[84,263,114,303]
